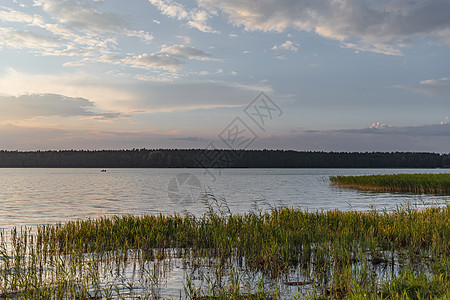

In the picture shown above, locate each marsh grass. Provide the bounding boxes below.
[330,173,450,194]
[0,196,448,299]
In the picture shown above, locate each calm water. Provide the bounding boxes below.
[0,168,449,229]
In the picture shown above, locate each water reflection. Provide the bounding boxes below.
[0,168,448,229]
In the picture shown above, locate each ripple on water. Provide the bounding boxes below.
[0,168,448,229]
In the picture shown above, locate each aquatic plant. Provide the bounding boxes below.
[330,173,450,194]
[0,198,448,299]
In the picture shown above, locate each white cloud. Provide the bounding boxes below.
[34,0,154,41]
[0,93,90,120]
[369,122,390,129]
[34,0,125,33]
[149,0,218,33]
[148,0,188,19]
[0,93,128,121]
[127,30,154,43]
[342,42,403,56]
[0,6,36,23]
[122,53,183,71]
[0,1,153,63]
[272,40,299,52]
[421,77,450,86]
[78,44,218,71]
[0,28,60,49]
[161,44,214,60]
[0,68,134,112]
[0,68,272,113]
[89,112,131,121]
[395,77,450,97]
[273,53,286,60]
[198,0,450,55]
[0,24,117,58]
[64,46,216,72]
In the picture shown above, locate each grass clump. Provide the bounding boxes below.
[347,263,450,300]
[330,173,450,194]
[0,198,448,299]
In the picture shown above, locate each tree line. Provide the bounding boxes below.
[0,149,449,168]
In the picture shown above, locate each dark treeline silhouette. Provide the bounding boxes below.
[0,149,449,168]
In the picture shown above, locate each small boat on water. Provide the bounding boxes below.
[101,169,107,172]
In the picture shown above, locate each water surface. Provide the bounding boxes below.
[0,168,448,229]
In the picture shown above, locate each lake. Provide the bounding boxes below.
[1,168,449,229]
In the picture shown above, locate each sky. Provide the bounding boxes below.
[0,0,449,152]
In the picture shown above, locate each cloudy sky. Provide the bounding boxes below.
[0,0,449,152]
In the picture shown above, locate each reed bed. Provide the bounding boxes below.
[0,198,449,299]
[330,173,450,194]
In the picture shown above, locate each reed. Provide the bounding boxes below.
[0,198,448,299]
[330,173,450,194]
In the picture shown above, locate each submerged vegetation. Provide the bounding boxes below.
[330,173,450,194]
[0,197,449,299]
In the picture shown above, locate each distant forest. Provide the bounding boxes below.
[0,149,449,168]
